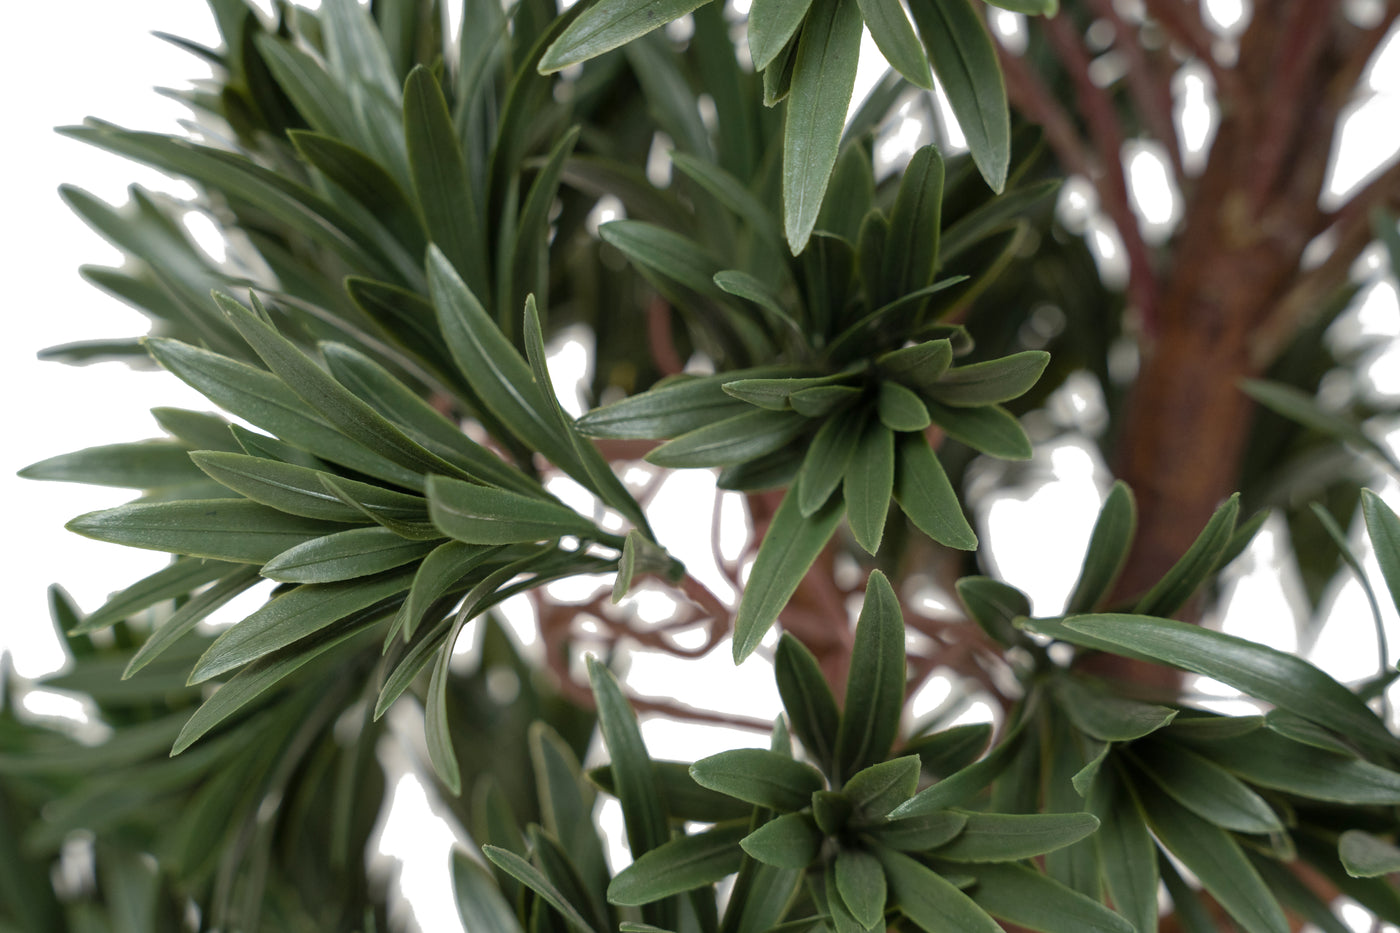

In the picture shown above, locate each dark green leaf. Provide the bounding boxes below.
[733,489,843,661]
[1242,380,1400,476]
[844,756,921,819]
[608,822,748,905]
[877,340,953,391]
[739,812,822,868]
[1172,730,1400,804]
[428,475,598,544]
[876,146,942,312]
[939,180,1060,266]
[723,374,853,411]
[775,632,841,771]
[483,846,601,933]
[791,385,864,417]
[844,423,895,554]
[289,130,424,253]
[966,862,1132,933]
[577,373,759,439]
[508,128,582,318]
[933,811,1099,862]
[1053,676,1176,742]
[955,576,1029,647]
[836,571,905,776]
[834,849,886,929]
[783,0,864,253]
[151,407,240,452]
[902,722,992,776]
[404,66,487,298]
[1339,830,1400,878]
[1087,765,1157,933]
[858,0,933,88]
[748,0,815,70]
[798,409,866,516]
[1062,613,1399,759]
[893,432,977,550]
[877,848,1003,933]
[190,571,411,683]
[601,219,728,301]
[1139,792,1288,933]
[73,557,234,634]
[261,526,438,584]
[1362,489,1400,625]
[1263,709,1359,757]
[539,0,712,72]
[647,409,808,468]
[1132,493,1238,617]
[190,451,426,523]
[689,748,826,811]
[906,0,1008,191]
[588,761,754,823]
[452,851,524,933]
[21,441,203,489]
[877,382,932,432]
[892,717,1028,816]
[67,498,344,564]
[925,400,1032,459]
[926,351,1049,407]
[1131,743,1281,834]
[1065,482,1137,615]
[587,656,671,865]
[872,809,968,851]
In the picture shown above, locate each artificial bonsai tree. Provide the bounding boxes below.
[6,0,1400,930]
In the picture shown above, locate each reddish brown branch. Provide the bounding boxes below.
[1041,14,1162,336]
[1085,0,1186,178]
[646,296,683,376]
[997,42,1094,179]
[1139,0,1245,101]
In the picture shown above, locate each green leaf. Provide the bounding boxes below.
[1087,765,1157,933]
[872,809,968,851]
[1065,482,1137,615]
[877,383,932,432]
[844,423,895,554]
[261,526,438,584]
[689,749,826,811]
[783,0,864,253]
[965,862,1133,933]
[1339,830,1400,878]
[1061,613,1399,759]
[844,756,921,819]
[858,0,933,88]
[588,761,754,823]
[774,633,841,772]
[587,656,671,862]
[724,374,852,411]
[938,179,1060,266]
[673,154,784,248]
[124,567,261,677]
[714,271,805,342]
[483,846,601,933]
[1242,380,1400,476]
[893,432,977,550]
[404,66,487,299]
[539,0,712,72]
[798,409,866,516]
[151,407,239,452]
[67,498,344,564]
[1053,676,1176,742]
[427,475,598,545]
[452,851,524,933]
[147,338,423,489]
[1132,494,1238,616]
[21,441,203,489]
[877,340,954,392]
[905,0,1008,191]
[72,557,235,634]
[508,128,581,319]
[835,571,905,777]
[878,848,1003,933]
[530,722,610,898]
[791,385,864,418]
[647,409,808,468]
[925,400,1032,459]
[190,451,426,524]
[288,130,425,253]
[608,822,748,905]
[1362,489,1400,625]
[876,146,943,313]
[599,219,729,301]
[1139,792,1288,933]
[733,489,844,661]
[739,812,823,868]
[926,351,1049,407]
[834,850,886,929]
[955,576,1029,647]
[1130,743,1281,834]
[932,811,1100,862]
[891,717,1028,816]
[1263,709,1359,757]
[577,373,758,439]
[902,722,992,775]
[1172,730,1400,804]
[748,0,815,70]
[190,571,412,683]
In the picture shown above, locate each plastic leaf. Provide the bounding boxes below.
[1339,830,1400,878]
[539,0,713,72]
[932,811,1099,862]
[835,571,905,776]
[892,432,977,550]
[689,748,825,811]
[738,812,823,868]
[965,862,1134,933]
[844,423,895,554]
[427,475,598,545]
[608,822,748,905]
[877,848,1003,933]
[1065,481,1137,615]
[1132,494,1238,617]
[774,632,841,771]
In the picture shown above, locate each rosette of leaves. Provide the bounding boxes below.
[448,570,1136,933]
[945,483,1400,932]
[537,0,1060,252]
[580,132,1057,658]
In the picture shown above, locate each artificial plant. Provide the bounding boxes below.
[7,0,1400,931]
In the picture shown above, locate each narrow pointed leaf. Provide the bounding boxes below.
[739,812,822,868]
[1054,677,1176,742]
[844,423,895,554]
[932,811,1099,862]
[749,0,816,70]
[783,0,863,253]
[873,809,968,851]
[926,351,1049,407]
[1131,743,1281,834]
[124,567,261,677]
[775,632,841,770]
[1065,482,1137,614]
[1242,380,1400,476]
[955,576,1029,647]
[67,499,344,564]
[878,340,953,391]
[588,761,754,823]
[577,373,762,439]
[587,657,671,859]
[893,432,977,549]
[878,848,1003,933]
[1362,489,1400,623]
[965,862,1134,933]
[73,557,235,634]
[483,847,601,933]
[1172,730,1400,804]
[608,822,748,905]
[1087,766,1158,933]
[689,749,825,811]
[191,451,425,524]
[905,0,1008,191]
[834,850,886,929]
[427,475,597,545]
[877,382,931,432]
[1339,830,1400,878]
[261,526,438,584]
[1132,494,1238,617]
[452,851,524,933]
[647,409,808,468]
[836,571,905,776]
[539,0,712,72]
[876,145,943,312]
[798,409,866,516]
[925,400,1032,459]
[844,756,921,819]
[858,0,933,88]
[21,441,203,489]
[734,489,843,661]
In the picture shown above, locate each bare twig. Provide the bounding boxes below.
[1085,0,1186,178]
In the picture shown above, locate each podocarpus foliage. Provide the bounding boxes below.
[8,0,1400,931]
